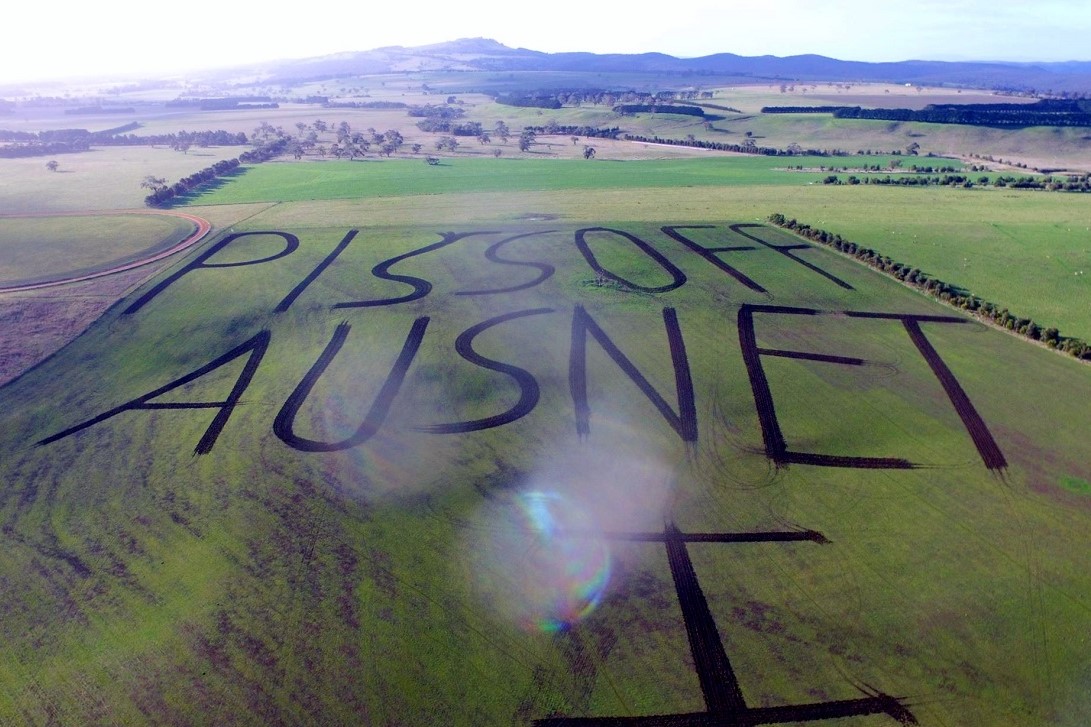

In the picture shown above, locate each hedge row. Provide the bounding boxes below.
[623,134,843,157]
[144,138,288,207]
[766,213,1091,361]
[820,172,1091,192]
[525,125,622,139]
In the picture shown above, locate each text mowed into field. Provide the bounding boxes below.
[2,220,1090,726]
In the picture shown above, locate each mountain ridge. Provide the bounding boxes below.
[217,38,1091,93]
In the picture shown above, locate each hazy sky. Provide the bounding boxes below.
[3,0,1089,84]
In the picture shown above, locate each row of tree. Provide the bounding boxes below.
[767,213,1091,360]
[491,88,713,109]
[324,101,407,109]
[523,125,621,139]
[0,125,246,157]
[494,95,562,109]
[613,104,705,117]
[100,130,248,148]
[831,104,1091,128]
[143,138,288,207]
[1,124,142,157]
[63,106,135,115]
[761,106,851,114]
[763,99,1091,128]
[0,139,89,158]
[166,97,278,111]
[622,134,845,157]
[409,104,468,133]
[821,172,1091,192]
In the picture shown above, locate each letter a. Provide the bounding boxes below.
[39,330,271,455]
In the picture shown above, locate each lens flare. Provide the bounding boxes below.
[515,491,612,631]
[478,491,612,633]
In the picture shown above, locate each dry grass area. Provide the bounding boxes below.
[0,203,271,387]
[720,82,1040,113]
[0,266,166,386]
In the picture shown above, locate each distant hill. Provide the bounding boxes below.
[237,38,1091,93]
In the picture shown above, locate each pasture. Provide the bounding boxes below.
[1,204,1090,725]
[0,212,195,287]
[181,156,946,206]
[183,157,1091,340]
[0,145,242,213]
[2,75,1091,727]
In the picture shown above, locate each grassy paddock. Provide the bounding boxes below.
[0,145,242,214]
[190,159,1091,338]
[0,212,1090,725]
[0,213,195,286]
[181,156,967,206]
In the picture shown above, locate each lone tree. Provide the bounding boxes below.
[583,145,596,159]
[518,129,536,152]
[46,160,59,172]
[494,120,510,142]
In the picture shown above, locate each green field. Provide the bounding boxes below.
[180,154,986,205]
[4,74,1091,727]
[183,156,944,205]
[182,158,1091,340]
[0,146,243,213]
[2,206,1091,725]
[0,213,195,286]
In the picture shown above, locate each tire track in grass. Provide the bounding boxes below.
[0,209,212,293]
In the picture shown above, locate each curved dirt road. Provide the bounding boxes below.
[0,209,212,294]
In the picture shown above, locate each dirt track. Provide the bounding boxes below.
[0,209,213,386]
[0,209,212,293]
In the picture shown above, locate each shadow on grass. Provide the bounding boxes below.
[159,166,251,208]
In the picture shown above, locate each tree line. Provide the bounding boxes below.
[0,125,247,158]
[761,106,853,114]
[763,99,1091,128]
[166,97,279,111]
[104,130,250,148]
[833,102,1091,128]
[494,95,562,109]
[63,106,135,115]
[143,138,288,207]
[614,104,705,117]
[409,104,468,133]
[524,125,621,139]
[324,101,407,110]
[622,134,845,157]
[492,88,714,109]
[767,213,1091,361]
[820,172,1091,192]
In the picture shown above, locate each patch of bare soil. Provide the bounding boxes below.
[0,265,167,387]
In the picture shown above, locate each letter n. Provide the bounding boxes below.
[569,305,697,442]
